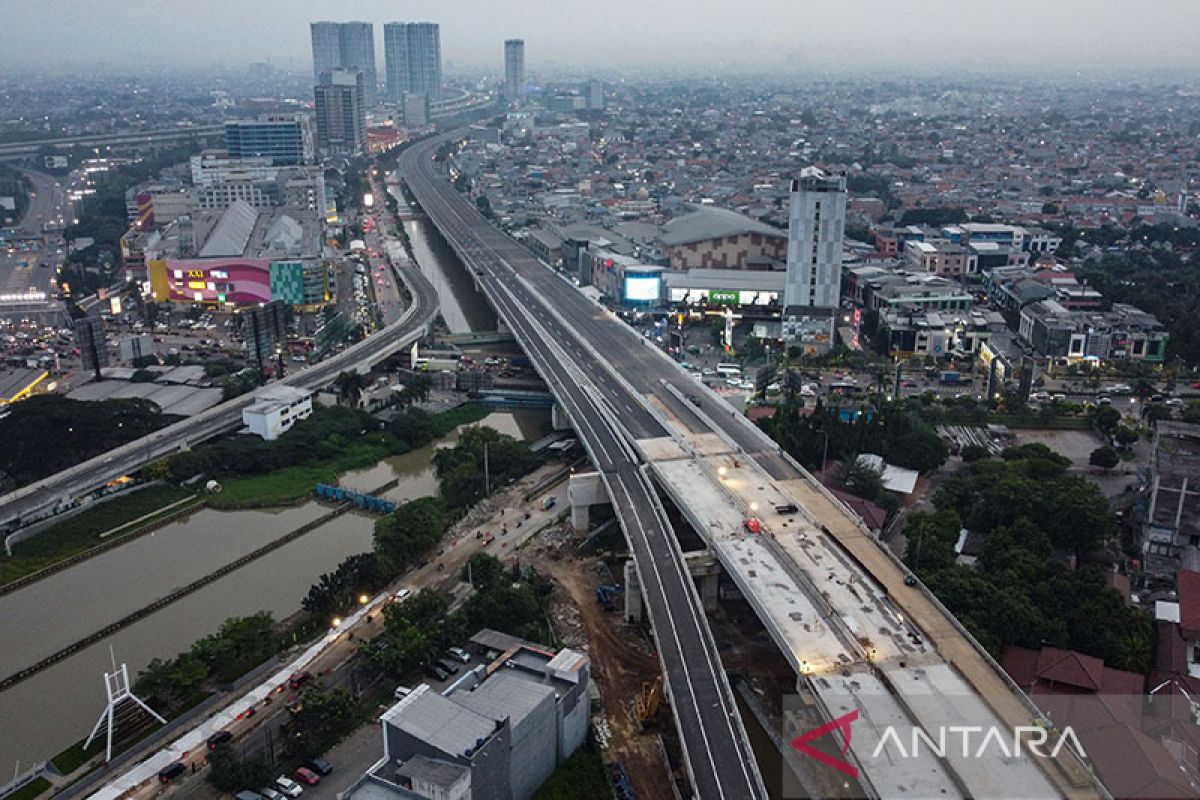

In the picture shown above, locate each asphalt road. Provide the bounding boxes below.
[0,245,440,531]
[400,135,767,800]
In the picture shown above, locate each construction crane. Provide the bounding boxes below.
[635,675,663,727]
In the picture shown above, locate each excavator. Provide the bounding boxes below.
[634,675,664,728]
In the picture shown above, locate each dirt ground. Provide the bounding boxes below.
[540,549,679,800]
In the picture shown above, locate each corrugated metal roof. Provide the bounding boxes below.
[199,200,258,257]
[660,205,784,247]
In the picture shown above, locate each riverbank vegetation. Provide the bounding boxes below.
[174,402,491,509]
[0,485,195,587]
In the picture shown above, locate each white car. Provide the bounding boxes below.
[275,777,303,798]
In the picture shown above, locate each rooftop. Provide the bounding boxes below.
[659,205,784,247]
[380,685,497,759]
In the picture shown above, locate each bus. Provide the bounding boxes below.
[716,363,742,377]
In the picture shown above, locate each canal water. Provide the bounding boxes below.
[0,408,546,769]
[0,168,513,770]
[389,175,497,334]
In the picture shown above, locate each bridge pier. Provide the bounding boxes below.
[551,402,573,432]
[624,551,722,622]
[568,471,606,531]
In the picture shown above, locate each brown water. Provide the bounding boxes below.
[389,177,497,334]
[0,409,547,770]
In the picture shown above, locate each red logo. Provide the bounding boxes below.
[791,709,859,779]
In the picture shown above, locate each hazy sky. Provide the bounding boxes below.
[3,0,1199,75]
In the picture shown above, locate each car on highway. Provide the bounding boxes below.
[274,776,304,797]
[294,767,321,786]
[288,671,312,690]
[744,518,762,534]
[393,587,412,602]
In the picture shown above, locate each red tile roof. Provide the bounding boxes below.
[1002,645,1144,695]
[1176,569,1200,639]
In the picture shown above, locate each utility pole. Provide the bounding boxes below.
[483,441,490,495]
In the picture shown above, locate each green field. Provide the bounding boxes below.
[0,485,197,587]
[207,442,398,509]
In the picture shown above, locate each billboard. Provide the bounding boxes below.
[624,275,661,303]
[669,287,781,307]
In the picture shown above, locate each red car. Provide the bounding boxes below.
[744,518,762,534]
[288,671,312,690]
[295,767,321,786]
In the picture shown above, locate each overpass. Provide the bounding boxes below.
[400,137,767,800]
[0,257,439,535]
[399,133,1108,799]
[0,126,225,160]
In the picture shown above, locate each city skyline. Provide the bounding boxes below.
[3,0,1200,74]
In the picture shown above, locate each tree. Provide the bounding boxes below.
[1114,426,1140,447]
[286,686,360,760]
[374,496,447,573]
[208,745,273,793]
[1089,445,1121,470]
[840,457,884,500]
[960,444,990,463]
[1092,405,1122,437]
[334,370,368,408]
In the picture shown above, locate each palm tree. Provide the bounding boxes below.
[334,370,367,408]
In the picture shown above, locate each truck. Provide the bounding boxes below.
[939,370,971,386]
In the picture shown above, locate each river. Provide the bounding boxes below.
[389,176,497,334]
[0,173,537,770]
[0,408,547,769]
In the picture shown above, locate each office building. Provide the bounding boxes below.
[314,69,367,156]
[781,168,847,350]
[1017,299,1169,363]
[224,114,313,166]
[584,79,605,111]
[343,630,590,800]
[504,39,526,103]
[401,92,430,127]
[384,22,442,103]
[310,21,378,107]
[310,22,342,83]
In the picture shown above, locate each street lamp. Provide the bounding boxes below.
[358,594,369,605]
[331,617,342,628]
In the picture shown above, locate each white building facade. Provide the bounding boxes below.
[781,168,847,351]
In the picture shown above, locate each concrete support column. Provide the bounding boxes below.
[698,571,719,613]
[623,560,644,623]
[551,402,572,432]
[568,471,606,533]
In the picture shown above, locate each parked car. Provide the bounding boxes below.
[425,664,449,681]
[304,759,333,777]
[207,729,233,749]
[236,792,264,800]
[448,647,471,663]
[158,762,186,784]
[294,767,321,786]
[436,658,460,675]
[259,788,284,800]
[274,776,304,798]
[395,685,412,700]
